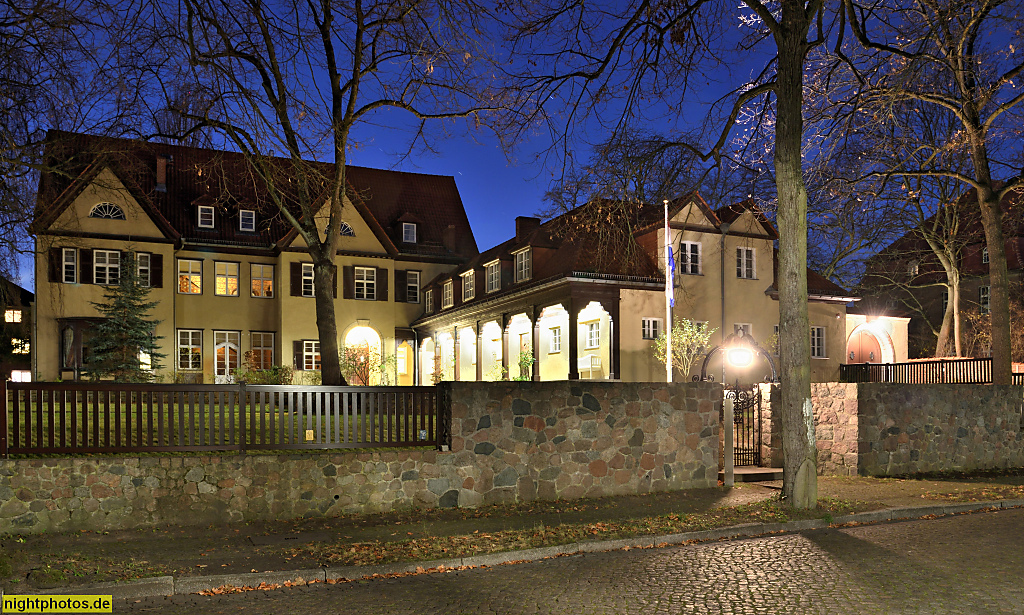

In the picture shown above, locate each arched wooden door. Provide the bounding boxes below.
[847,329,882,363]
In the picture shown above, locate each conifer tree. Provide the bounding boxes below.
[85,252,163,382]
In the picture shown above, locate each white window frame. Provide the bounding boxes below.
[736,247,756,279]
[641,317,663,340]
[982,246,989,264]
[301,263,315,297]
[585,321,600,349]
[177,259,202,294]
[215,261,240,296]
[177,329,202,371]
[514,248,532,283]
[136,252,151,287]
[93,250,120,286]
[462,271,475,302]
[251,264,274,298]
[425,289,434,314]
[734,323,752,337]
[11,338,29,354]
[406,271,420,303]
[251,332,274,369]
[239,209,256,232]
[442,280,454,309]
[62,248,77,284]
[197,205,215,229]
[5,309,22,323]
[303,340,321,371]
[339,222,355,237]
[88,202,125,220]
[679,241,701,275]
[402,222,417,243]
[485,260,501,293]
[354,266,376,300]
[810,326,827,359]
[549,327,562,354]
[980,286,990,314]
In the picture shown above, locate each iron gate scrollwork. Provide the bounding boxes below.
[725,385,761,467]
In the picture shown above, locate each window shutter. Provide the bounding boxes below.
[79,249,93,284]
[376,268,388,301]
[452,276,462,306]
[394,270,407,303]
[151,254,164,288]
[293,340,304,370]
[48,248,60,282]
[500,259,512,287]
[290,262,301,296]
[332,268,338,298]
[342,266,355,300]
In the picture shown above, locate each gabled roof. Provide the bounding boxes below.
[769,249,859,302]
[32,131,478,259]
[713,199,779,239]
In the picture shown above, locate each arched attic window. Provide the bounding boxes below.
[89,203,125,220]
[339,222,355,237]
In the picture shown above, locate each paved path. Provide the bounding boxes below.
[127,508,1024,614]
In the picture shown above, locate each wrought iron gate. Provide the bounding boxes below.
[726,385,762,467]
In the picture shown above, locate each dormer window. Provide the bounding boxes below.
[514,248,532,283]
[239,210,256,232]
[89,203,125,220]
[461,270,475,301]
[402,222,417,243]
[198,205,215,229]
[339,222,355,237]
[442,280,454,309]
[485,260,500,292]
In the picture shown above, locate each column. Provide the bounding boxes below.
[475,321,483,381]
[532,306,541,381]
[567,297,579,380]
[500,313,510,380]
[452,326,460,381]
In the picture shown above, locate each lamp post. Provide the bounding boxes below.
[695,331,778,383]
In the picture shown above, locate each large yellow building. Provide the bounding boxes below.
[31,133,477,384]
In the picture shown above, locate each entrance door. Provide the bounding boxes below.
[214,331,240,384]
[727,385,762,467]
[847,329,882,363]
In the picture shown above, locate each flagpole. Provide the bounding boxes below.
[665,199,673,384]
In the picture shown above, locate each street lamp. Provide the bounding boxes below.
[695,330,778,383]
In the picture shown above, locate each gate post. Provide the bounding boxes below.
[238,381,247,453]
[724,396,734,487]
[1,379,7,458]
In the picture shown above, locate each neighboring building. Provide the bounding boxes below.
[1,277,33,381]
[30,132,477,383]
[414,195,861,385]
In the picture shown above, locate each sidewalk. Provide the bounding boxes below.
[2,472,1023,599]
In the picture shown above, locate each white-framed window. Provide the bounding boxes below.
[239,209,256,232]
[93,250,120,285]
[514,248,532,282]
[197,205,215,228]
[485,260,500,293]
[177,329,202,370]
[89,202,125,220]
[406,271,420,303]
[215,261,240,296]
[462,271,475,301]
[355,266,376,300]
[425,289,434,314]
[982,246,989,264]
[585,322,600,349]
[62,248,77,283]
[136,252,151,287]
[178,259,202,294]
[549,327,562,354]
[679,241,701,275]
[907,259,920,277]
[734,323,752,337]
[641,318,663,340]
[736,247,756,279]
[303,340,321,371]
[251,332,274,369]
[402,222,417,243]
[810,326,826,359]
[980,286,990,314]
[12,338,29,354]
[339,222,355,237]
[301,263,315,297]
[251,264,274,298]
[442,280,454,308]
[4,309,22,323]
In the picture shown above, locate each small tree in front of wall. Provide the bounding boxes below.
[513,345,535,381]
[653,320,716,381]
[85,252,164,382]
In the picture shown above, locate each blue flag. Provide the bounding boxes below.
[666,246,675,307]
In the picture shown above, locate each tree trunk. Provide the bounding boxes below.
[313,258,346,386]
[774,9,816,510]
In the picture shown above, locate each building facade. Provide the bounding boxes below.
[0,277,33,381]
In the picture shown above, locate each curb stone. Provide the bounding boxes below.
[30,501,1023,601]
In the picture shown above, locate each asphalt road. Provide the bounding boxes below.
[125,508,1024,614]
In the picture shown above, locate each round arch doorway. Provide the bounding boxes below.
[343,325,383,385]
[846,323,895,364]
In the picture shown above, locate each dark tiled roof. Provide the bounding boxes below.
[33,131,478,258]
[769,249,857,299]
[713,199,779,239]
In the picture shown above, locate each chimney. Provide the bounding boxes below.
[442,224,457,253]
[155,155,169,192]
[516,216,540,241]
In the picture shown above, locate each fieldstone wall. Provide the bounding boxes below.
[761,383,1024,476]
[0,380,720,535]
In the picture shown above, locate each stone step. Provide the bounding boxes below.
[718,467,784,482]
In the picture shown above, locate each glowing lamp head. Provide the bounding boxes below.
[726,346,754,368]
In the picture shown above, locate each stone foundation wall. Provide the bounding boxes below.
[0,380,720,535]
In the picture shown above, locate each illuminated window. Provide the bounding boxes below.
[4,309,22,323]
[442,280,453,309]
[303,340,321,371]
[251,332,274,369]
[177,329,202,370]
[178,260,202,294]
[12,338,29,354]
[251,264,274,298]
[215,262,239,296]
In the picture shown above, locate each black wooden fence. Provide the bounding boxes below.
[0,381,450,457]
[840,358,1024,385]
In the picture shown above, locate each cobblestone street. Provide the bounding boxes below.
[127,508,1024,614]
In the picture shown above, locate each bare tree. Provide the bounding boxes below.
[150,0,501,385]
